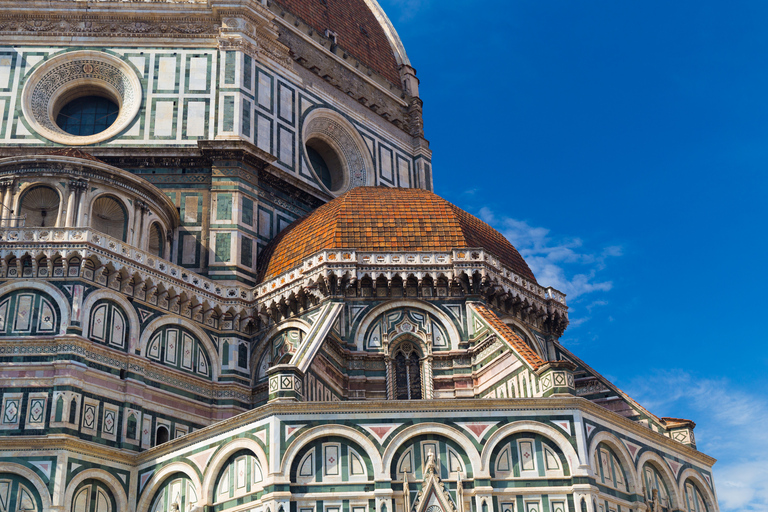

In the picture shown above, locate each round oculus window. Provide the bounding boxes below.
[306,142,336,191]
[302,110,372,195]
[56,95,119,137]
[21,50,142,145]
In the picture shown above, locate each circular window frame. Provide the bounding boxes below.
[302,109,372,195]
[21,51,142,145]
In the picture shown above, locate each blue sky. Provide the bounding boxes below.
[378,0,768,509]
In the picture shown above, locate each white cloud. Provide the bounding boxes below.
[477,207,621,301]
[626,371,768,511]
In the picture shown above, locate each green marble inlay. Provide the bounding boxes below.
[224,51,236,85]
[217,193,232,221]
[215,232,231,263]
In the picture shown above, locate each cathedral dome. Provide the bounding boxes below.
[272,0,406,85]
[257,187,536,283]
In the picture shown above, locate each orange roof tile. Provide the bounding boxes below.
[470,302,545,370]
[257,187,536,283]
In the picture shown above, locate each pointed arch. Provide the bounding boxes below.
[202,437,269,504]
[136,461,202,512]
[480,421,582,479]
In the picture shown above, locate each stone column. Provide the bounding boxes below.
[74,181,89,228]
[1,180,15,227]
[65,181,77,227]
[54,183,66,228]
[0,180,11,227]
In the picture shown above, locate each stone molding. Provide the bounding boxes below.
[0,14,217,39]
[0,227,255,323]
[0,336,251,402]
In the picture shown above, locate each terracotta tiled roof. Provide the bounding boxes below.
[661,417,697,429]
[272,0,402,85]
[257,187,537,282]
[470,302,545,370]
[46,148,105,164]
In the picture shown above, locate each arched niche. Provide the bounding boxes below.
[147,222,165,258]
[71,478,116,512]
[147,473,199,512]
[290,435,373,485]
[388,432,472,482]
[0,469,47,511]
[679,469,717,512]
[480,421,582,479]
[139,316,219,381]
[81,289,140,352]
[202,437,269,505]
[382,423,480,481]
[64,469,128,512]
[89,193,128,242]
[587,432,639,495]
[489,431,569,479]
[637,451,680,510]
[17,184,62,228]
[145,324,213,380]
[0,287,61,336]
[354,300,461,352]
[281,424,384,481]
[136,462,201,512]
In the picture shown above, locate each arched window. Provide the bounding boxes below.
[126,413,137,440]
[393,342,422,400]
[55,395,64,422]
[238,343,248,369]
[68,397,78,424]
[91,196,127,241]
[155,425,169,445]
[18,185,60,227]
[147,223,164,258]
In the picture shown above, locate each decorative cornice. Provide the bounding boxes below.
[0,227,256,325]
[134,396,717,467]
[0,14,218,39]
[0,336,252,403]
